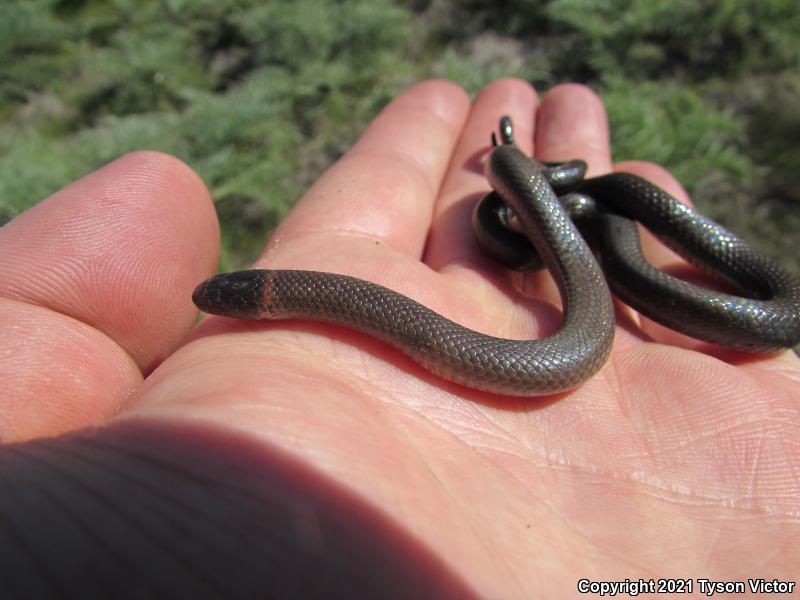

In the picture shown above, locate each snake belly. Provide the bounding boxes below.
[192,142,616,396]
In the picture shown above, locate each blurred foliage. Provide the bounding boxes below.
[0,0,413,267]
[1,0,798,273]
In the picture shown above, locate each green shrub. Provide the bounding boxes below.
[1,0,414,268]
[1,0,797,272]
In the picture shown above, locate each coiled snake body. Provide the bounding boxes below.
[193,117,800,396]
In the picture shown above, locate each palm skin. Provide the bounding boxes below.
[0,79,797,598]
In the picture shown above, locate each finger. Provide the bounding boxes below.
[426,79,608,343]
[0,152,218,441]
[425,78,537,273]
[535,84,612,176]
[415,79,574,340]
[258,80,470,280]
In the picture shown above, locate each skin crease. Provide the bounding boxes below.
[0,79,798,597]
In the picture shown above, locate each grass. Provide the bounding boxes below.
[1,0,798,274]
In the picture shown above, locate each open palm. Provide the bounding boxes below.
[1,79,797,598]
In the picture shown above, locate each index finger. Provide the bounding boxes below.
[256,81,470,277]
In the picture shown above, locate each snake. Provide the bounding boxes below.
[192,116,800,396]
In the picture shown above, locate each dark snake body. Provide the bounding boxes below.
[193,117,800,396]
[576,174,800,351]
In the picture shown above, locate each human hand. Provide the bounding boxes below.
[1,79,797,597]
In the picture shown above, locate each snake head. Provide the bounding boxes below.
[192,270,272,319]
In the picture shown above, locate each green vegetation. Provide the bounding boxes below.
[2,0,798,272]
